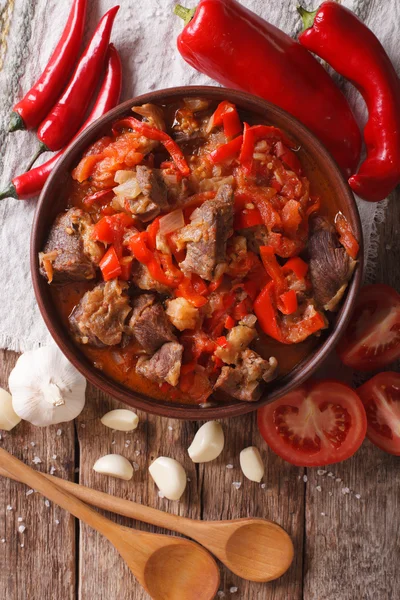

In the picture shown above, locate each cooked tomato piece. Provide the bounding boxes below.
[337,284,400,371]
[257,380,367,466]
[357,372,400,456]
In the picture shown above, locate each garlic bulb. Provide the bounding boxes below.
[149,457,187,501]
[0,387,21,431]
[9,345,86,427]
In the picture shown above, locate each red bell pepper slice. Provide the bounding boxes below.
[129,232,182,288]
[275,140,302,175]
[208,276,223,293]
[259,246,286,290]
[99,246,122,281]
[282,256,309,280]
[232,298,251,321]
[191,274,209,296]
[239,122,256,174]
[216,336,229,348]
[254,281,284,343]
[176,277,208,307]
[224,315,235,329]
[112,116,190,176]
[208,135,243,164]
[279,289,298,315]
[234,207,264,230]
[335,213,359,259]
[92,212,135,257]
[248,124,296,149]
[147,216,161,252]
[209,101,242,138]
[83,188,113,207]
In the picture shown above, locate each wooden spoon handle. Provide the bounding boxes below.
[0,448,121,541]
[0,462,196,535]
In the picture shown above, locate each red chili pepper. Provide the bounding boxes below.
[209,101,242,138]
[0,44,122,201]
[112,116,190,176]
[208,135,243,164]
[37,6,119,153]
[298,2,400,201]
[99,246,122,280]
[9,0,88,132]
[175,0,361,175]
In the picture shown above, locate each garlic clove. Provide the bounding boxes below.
[93,454,134,481]
[188,421,224,463]
[101,409,139,432]
[148,457,187,501]
[0,387,21,431]
[9,345,86,427]
[240,446,265,483]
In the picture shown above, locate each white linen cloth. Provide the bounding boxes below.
[0,0,398,352]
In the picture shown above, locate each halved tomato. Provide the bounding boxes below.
[337,284,400,371]
[357,372,400,456]
[257,380,367,466]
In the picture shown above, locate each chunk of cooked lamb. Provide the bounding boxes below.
[308,216,356,312]
[177,184,234,281]
[69,280,131,347]
[165,298,200,331]
[129,294,176,353]
[214,349,278,402]
[136,165,168,209]
[136,341,183,386]
[39,208,103,283]
[238,224,269,254]
[214,325,256,365]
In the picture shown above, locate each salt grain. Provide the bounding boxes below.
[32,456,42,465]
[50,466,56,475]
[80,423,86,428]
[158,491,165,499]
[30,442,35,447]
[44,500,50,508]
[23,446,28,450]
[111,440,116,445]
[17,517,23,523]
[55,520,60,525]
[125,440,131,447]
[320,512,326,516]
[226,464,234,469]
[303,475,308,483]
[18,526,26,534]
[187,477,191,482]
[335,478,342,483]
[327,472,335,478]
[317,470,326,476]
[26,489,34,497]
[132,462,139,471]
[341,487,350,495]
[0,434,2,441]
[217,592,225,598]
[1,539,5,543]
[20,543,24,548]
[328,492,333,496]
[6,505,13,511]
[232,482,242,490]
[134,450,141,456]
[230,587,238,594]
[316,485,322,492]
[260,483,266,489]
[355,493,361,500]
[56,429,62,436]
[52,455,57,460]
[167,426,173,431]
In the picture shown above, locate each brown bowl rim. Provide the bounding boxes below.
[31,85,363,420]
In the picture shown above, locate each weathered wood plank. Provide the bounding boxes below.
[201,413,305,599]
[0,349,76,600]
[304,191,400,600]
[76,384,199,600]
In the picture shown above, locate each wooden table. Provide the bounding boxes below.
[0,196,399,599]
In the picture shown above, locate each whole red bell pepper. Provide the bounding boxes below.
[174,0,361,176]
[9,0,88,132]
[298,2,400,202]
[0,44,122,201]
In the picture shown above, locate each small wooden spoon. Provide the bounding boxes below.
[0,448,220,600]
[0,463,293,582]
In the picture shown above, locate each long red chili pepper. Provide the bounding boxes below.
[0,44,122,201]
[9,0,88,133]
[174,0,361,177]
[36,6,119,153]
[298,2,400,202]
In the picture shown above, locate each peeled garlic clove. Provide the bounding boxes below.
[188,421,224,463]
[101,409,139,432]
[149,457,187,501]
[240,446,264,482]
[0,387,21,431]
[93,454,134,481]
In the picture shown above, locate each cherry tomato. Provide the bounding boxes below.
[337,284,400,371]
[257,380,367,466]
[357,372,400,456]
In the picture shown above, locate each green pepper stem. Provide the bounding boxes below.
[297,6,318,31]
[0,183,18,201]
[8,112,26,133]
[174,4,196,25]
[25,142,48,171]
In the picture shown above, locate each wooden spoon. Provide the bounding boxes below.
[0,448,219,600]
[0,463,293,582]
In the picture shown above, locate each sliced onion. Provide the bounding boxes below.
[275,141,286,157]
[183,97,210,112]
[113,178,141,200]
[114,170,137,184]
[159,209,185,235]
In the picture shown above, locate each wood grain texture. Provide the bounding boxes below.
[0,350,76,600]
